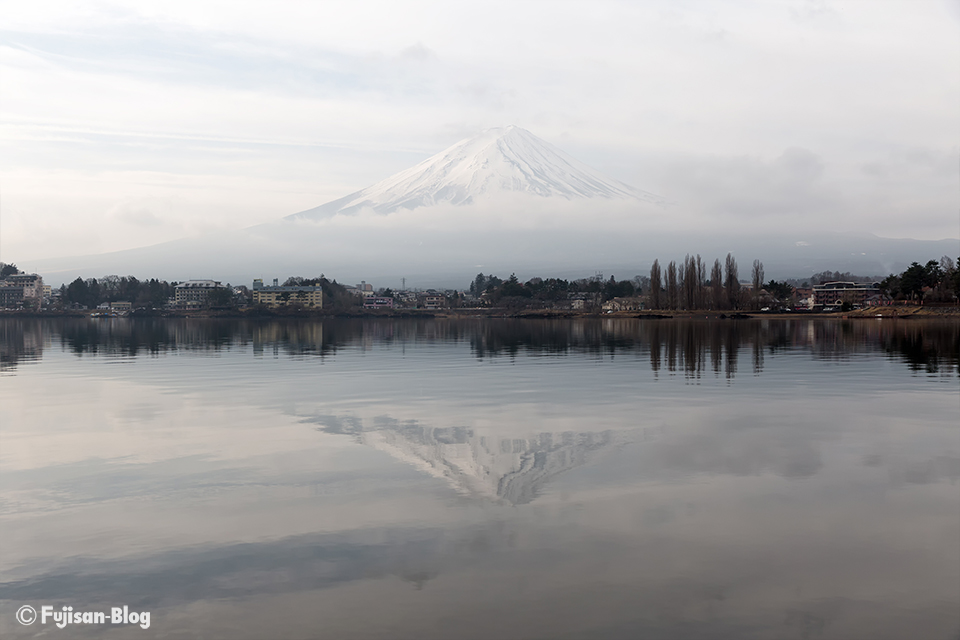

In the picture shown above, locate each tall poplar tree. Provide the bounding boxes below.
[649,260,662,310]
[666,261,678,311]
[751,260,764,310]
[696,255,706,309]
[711,259,724,310]
[725,253,740,310]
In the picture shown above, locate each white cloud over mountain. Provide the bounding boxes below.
[1,1,957,264]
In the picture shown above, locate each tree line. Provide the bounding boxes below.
[7,255,958,313]
[471,253,960,311]
[470,256,773,310]
[61,276,177,309]
[647,254,776,311]
[880,258,959,303]
[52,274,366,311]
[469,255,770,311]
[470,272,642,306]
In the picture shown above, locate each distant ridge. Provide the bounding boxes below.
[289,126,663,219]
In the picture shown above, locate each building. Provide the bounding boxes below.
[0,273,43,308]
[363,297,394,309]
[345,281,374,298]
[812,281,881,308]
[794,287,814,310]
[395,291,418,307]
[602,297,644,312]
[4,273,43,300]
[4,274,44,299]
[357,282,374,297]
[174,280,225,309]
[863,293,890,307]
[419,293,446,309]
[0,285,24,308]
[252,278,323,308]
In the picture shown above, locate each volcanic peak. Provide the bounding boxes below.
[289,126,662,219]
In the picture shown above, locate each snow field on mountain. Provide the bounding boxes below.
[290,126,664,219]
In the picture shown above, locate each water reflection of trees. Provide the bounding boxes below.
[0,319,331,360]
[0,317,956,377]
[468,319,958,379]
[876,323,960,374]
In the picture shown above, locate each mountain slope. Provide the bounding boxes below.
[289,126,663,219]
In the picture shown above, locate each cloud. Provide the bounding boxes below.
[112,204,164,227]
[1,0,958,263]
[790,0,842,24]
[397,42,436,61]
[656,147,840,226]
[859,145,957,181]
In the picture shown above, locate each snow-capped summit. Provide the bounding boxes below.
[289,126,662,219]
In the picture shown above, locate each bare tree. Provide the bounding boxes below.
[696,255,706,309]
[725,253,740,310]
[682,255,693,309]
[649,259,662,309]
[99,275,121,301]
[666,261,678,310]
[677,259,687,309]
[711,259,723,310]
[678,255,688,309]
[751,259,764,310]
[682,254,701,310]
[938,256,956,300]
[633,275,650,295]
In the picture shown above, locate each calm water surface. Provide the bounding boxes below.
[1,318,958,639]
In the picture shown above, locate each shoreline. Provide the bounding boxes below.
[2,305,958,320]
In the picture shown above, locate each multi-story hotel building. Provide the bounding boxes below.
[174,280,225,308]
[252,279,323,308]
[0,285,24,308]
[4,274,44,299]
[812,281,881,307]
[0,274,43,308]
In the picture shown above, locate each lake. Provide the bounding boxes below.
[1,317,958,639]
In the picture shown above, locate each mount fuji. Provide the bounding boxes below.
[289,126,663,219]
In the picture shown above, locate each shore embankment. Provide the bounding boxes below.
[445,306,960,320]
[2,305,958,320]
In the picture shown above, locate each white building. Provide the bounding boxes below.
[174,280,224,308]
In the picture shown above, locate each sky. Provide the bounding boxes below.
[1,0,958,265]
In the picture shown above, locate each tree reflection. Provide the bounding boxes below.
[0,317,956,377]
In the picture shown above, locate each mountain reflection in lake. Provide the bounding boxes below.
[1,318,957,639]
